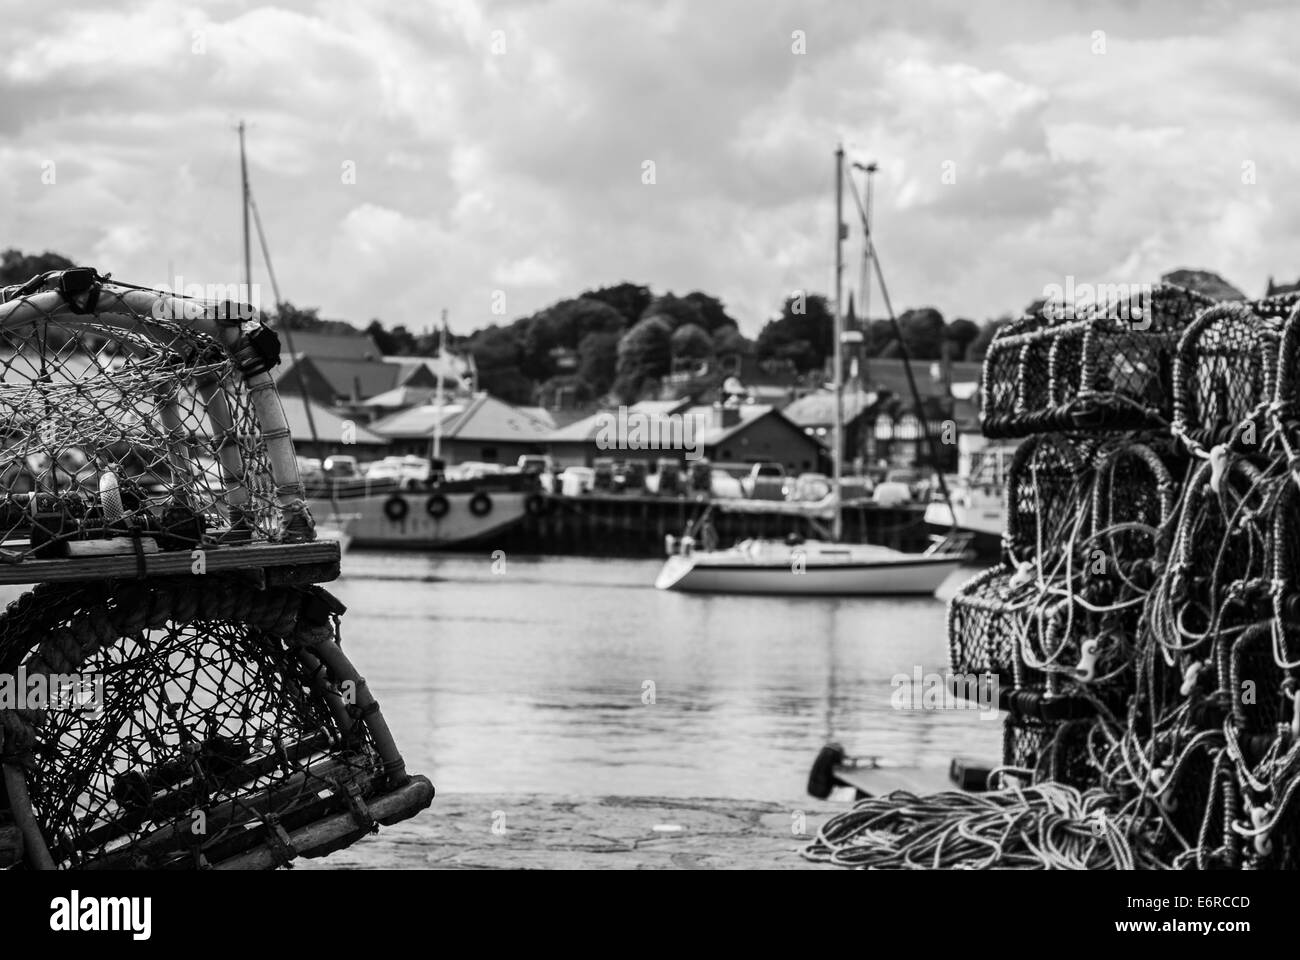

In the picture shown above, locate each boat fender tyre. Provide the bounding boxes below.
[383,495,409,523]
[524,493,546,517]
[807,742,845,799]
[469,492,493,517]
[426,494,450,519]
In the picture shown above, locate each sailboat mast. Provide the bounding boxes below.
[832,144,845,543]
[433,308,446,462]
[239,121,251,291]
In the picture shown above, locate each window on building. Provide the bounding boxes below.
[481,447,498,461]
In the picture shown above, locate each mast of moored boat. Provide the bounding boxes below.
[832,144,845,543]
[432,308,447,463]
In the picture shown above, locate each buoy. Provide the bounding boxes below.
[383,495,409,522]
[469,492,493,517]
[425,494,450,519]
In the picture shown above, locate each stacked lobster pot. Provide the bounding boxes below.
[951,283,1208,790]
[809,287,1300,869]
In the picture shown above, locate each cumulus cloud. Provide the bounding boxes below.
[0,0,1296,336]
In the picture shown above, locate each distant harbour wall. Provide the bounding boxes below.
[493,494,934,558]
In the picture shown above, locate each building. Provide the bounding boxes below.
[547,399,824,473]
[367,392,553,465]
[783,356,973,473]
[278,395,389,460]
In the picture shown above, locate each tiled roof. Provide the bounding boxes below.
[310,358,400,401]
[782,390,880,427]
[283,329,384,361]
[368,393,552,443]
[279,395,387,445]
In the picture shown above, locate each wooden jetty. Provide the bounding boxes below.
[495,494,933,557]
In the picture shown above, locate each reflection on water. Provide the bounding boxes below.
[0,552,1002,801]
[328,551,1002,800]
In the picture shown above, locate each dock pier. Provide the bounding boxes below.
[496,494,933,558]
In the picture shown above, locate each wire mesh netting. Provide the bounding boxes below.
[0,576,398,869]
[1173,301,1288,455]
[980,283,1213,439]
[0,268,311,562]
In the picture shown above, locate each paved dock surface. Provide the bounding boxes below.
[299,793,842,870]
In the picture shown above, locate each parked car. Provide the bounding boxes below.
[839,475,874,502]
[741,462,787,500]
[872,479,913,507]
[646,457,682,496]
[365,455,433,486]
[784,472,832,502]
[559,466,595,496]
[516,454,554,477]
[884,467,930,501]
[323,455,360,480]
[445,461,505,481]
[592,457,615,492]
[710,469,745,499]
[296,456,324,482]
[687,458,713,497]
[613,459,647,493]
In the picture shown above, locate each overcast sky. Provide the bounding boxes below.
[3,0,1297,336]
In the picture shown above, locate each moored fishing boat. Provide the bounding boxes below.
[304,473,540,549]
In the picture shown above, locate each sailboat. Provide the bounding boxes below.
[655,146,969,596]
[238,122,354,554]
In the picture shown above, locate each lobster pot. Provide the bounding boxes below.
[1159,458,1273,648]
[1270,304,1300,467]
[980,283,1212,439]
[1001,715,1097,788]
[1222,622,1298,737]
[1087,438,1183,589]
[948,565,1089,696]
[1173,301,1284,455]
[0,270,313,566]
[1151,739,1241,870]
[1003,433,1099,566]
[979,313,1054,438]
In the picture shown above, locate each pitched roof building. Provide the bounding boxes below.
[367,392,553,464]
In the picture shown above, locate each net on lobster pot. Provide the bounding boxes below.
[1173,300,1284,456]
[979,283,1212,439]
[0,268,312,566]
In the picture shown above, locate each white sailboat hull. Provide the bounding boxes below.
[924,498,1005,538]
[655,541,961,596]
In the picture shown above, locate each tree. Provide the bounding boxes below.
[576,330,621,397]
[670,322,714,361]
[0,249,76,287]
[967,317,1011,362]
[467,325,532,404]
[639,292,707,332]
[682,292,740,334]
[711,323,750,358]
[945,318,981,361]
[865,318,896,357]
[614,316,672,403]
[579,283,652,328]
[898,307,946,360]
[520,297,626,382]
[755,293,834,372]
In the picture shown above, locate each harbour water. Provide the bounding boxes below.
[329,551,1002,801]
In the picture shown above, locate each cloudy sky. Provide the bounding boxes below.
[2,0,1297,336]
